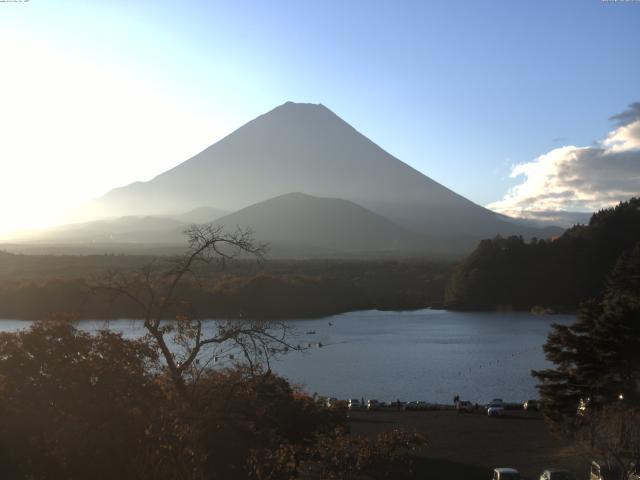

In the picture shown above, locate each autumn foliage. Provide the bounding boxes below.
[0,321,422,480]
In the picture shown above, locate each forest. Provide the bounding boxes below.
[445,198,640,312]
[0,253,451,320]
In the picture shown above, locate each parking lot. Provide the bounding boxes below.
[348,409,589,480]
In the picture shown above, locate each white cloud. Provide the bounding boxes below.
[602,116,640,152]
[487,103,640,225]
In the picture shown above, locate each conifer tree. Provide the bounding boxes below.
[533,241,640,431]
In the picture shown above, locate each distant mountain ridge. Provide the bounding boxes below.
[12,216,188,245]
[162,206,229,224]
[14,193,438,257]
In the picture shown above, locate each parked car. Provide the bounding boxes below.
[487,402,504,417]
[367,399,380,410]
[539,469,576,480]
[492,467,521,480]
[590,460,622,480]
[348,399,362,410]
[404,401,421,411]
[403,401,416,410]
[457,400,474,413]
[404,401,429,411]
[324,397,339,408]
[524,399,539,411]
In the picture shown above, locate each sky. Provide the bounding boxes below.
[1,0,639,235]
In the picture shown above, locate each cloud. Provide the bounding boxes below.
[487,103,640,226]
[610,102,640,127]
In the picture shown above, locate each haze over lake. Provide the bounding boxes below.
[0,309,573,404]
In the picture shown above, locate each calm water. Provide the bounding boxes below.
[0,309,573,404]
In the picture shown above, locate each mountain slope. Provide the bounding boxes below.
[17,193,436,257]
[85,101,558,250]
[163,206,229,224]
[15,216,188,245]
[213,192,426,255]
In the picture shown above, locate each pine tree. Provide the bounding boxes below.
[532,241,640,431]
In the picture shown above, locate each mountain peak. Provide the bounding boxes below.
[89,102,557,253]
[269,101,333,118]
[280,101,325,109]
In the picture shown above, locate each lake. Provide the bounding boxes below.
[0,309,574,404]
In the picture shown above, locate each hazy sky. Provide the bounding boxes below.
[1,0,639,235]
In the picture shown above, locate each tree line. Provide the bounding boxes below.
[445,198,640,311]
[0,257,450,320]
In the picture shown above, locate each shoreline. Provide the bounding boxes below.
[0,305,577,322]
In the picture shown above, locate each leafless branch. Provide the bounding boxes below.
[89,223,295,400]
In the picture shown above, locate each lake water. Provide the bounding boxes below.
[0,309,574,404]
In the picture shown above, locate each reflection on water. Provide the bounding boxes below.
[0,309,573,404]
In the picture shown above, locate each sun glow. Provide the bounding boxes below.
[0,29,227,239]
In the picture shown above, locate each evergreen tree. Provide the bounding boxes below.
[447,197,640,311]
[533,241,640,431]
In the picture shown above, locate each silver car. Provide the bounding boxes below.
[487,402,504,417]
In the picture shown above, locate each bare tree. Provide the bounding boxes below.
[95,224,299,398]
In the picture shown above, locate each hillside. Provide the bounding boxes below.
[13,216,188,245]
[212,192,427,256]
[445,197,640,311]
[11,194,435,257]
[163,206,228,224]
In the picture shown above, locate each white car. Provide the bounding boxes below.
[405,401,429,411]
[367,399,380,410]
[324,397,338,408]
[348,399,362,410]
[487,402,504,417]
